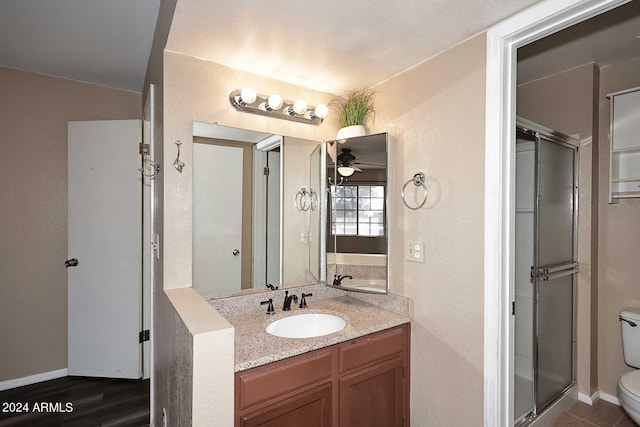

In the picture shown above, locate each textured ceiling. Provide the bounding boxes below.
[166,0,542,94]
[518,0,640,84]
[7,0,634,96]
[0,0,160,92]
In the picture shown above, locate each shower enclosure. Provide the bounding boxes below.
[514,119,578,425]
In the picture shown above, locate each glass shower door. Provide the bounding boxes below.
[533,135,577,414]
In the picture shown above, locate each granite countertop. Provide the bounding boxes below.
[226,295,411,372]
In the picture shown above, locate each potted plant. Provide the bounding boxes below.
[333,88,375,139]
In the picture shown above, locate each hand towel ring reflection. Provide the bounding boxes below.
[309,189,318,211]
[139,148,159,179]
[295,187,316,211]
[402,172,428,210]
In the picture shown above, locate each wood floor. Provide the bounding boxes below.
[0,376,149,427]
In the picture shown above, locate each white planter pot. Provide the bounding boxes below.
[336,125,366,140]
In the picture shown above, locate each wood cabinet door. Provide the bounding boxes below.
[239,382,332,427]
[339,357,404,427]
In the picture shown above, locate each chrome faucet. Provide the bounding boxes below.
[282,290,298,311]
[333,275,353,286]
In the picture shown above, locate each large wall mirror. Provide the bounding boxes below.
[192,121,326,297]
[326,133,389,294]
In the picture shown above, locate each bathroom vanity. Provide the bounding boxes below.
[212,290,410,427]
[193,122,408,424]
[235,323,409,426]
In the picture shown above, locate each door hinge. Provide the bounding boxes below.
[264,166,270,176]
[512,301,515,316]
[139,329,150,343]
[139,143,150,156]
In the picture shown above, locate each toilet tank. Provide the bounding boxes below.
[621,307,640,368]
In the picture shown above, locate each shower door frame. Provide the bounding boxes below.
[516,119,579,425]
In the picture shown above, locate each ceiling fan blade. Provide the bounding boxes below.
[354,162,384,167]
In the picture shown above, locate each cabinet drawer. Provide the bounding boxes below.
[237,349,332,409]
[339,325,406,373]
[239,382,332,427]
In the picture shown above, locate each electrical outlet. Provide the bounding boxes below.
[406,240,424,263]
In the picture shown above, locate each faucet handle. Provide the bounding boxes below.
[299,293,313,308]
[260,298,275,314]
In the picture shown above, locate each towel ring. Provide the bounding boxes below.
[402,172,428,210]
[295,188,312,211]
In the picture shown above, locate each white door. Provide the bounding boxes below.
[193,143,243,295]
[67,120,142,378]
[266,150,281,285]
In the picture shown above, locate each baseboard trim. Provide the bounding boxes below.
[0,369,68,391]
[599,391,620,406]
[578,391,600,405]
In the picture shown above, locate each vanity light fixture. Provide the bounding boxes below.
[229,88,327,125]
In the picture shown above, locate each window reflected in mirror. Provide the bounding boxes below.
[326,133,389,294]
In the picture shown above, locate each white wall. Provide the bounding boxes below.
[373,33,487,425]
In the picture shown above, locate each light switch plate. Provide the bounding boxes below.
[406,240,424,263]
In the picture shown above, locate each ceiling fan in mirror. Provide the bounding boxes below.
[336,148,383,177]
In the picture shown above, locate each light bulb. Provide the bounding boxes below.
[293,99,307,114]
[240,87,257,104]
[314,104,329,119]
[267,94,283,110]
[337,166,355,177]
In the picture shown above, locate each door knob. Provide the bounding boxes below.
[65,258,79,267]
[232,249,240,256]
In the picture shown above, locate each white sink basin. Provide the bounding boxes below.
[266,313,347,338]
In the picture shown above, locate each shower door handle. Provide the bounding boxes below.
[532,262,578,282]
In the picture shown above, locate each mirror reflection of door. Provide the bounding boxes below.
[264,147,280,287]
[191,122,327,297]
[193,142,245,295]
[192,126,283,296]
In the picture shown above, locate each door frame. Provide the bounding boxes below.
[143,83,155,424]
[483,0,630,425]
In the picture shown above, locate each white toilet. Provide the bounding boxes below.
[618,307,640,424]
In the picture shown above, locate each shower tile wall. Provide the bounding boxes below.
[515,141,536,419]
